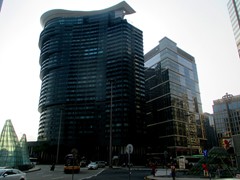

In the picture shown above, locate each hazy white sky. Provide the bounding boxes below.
[0,0,239,141]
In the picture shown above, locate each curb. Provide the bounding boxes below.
[25,166,41,173]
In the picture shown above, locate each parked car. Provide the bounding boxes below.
[80,160,87,167]
[96,161,106,168]
[87,162,98,170]
[0,168,27,180]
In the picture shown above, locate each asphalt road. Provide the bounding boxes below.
[27,165,237,180]
[84,168,150,180]
[26,165,151,180]
[26,165,105,180]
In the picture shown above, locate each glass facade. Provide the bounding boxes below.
[228,0,240,57]
[0,120,31,168]
[144,37,205,157]
[38,2,145,163]
[20,134,31,165]
[213,94,240,164]
[213,94,240,137]
[0,0,3,12]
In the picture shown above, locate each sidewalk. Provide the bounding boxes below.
[24,166,41,173]
[145,168,210,180]
[145,176,210,180]
[144,168,239,180]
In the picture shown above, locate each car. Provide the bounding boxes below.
[87,162,98,170]
[80,160,87,167]
[0,168,27,180]
[96,161,106,168]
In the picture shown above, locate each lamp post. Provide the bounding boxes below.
[109,80,113,168]
[56,107,63,164]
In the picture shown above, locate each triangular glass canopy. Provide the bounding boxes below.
[20,134,31,165]
[0,119,31,168]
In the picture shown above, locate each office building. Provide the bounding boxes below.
[144,37,206,158]
[227,0,240,57]
[203,113,218,149]
[0,0,3,12]
[213,93,240,152]
[37,1,145,163]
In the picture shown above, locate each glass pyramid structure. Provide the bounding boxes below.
[0,119,31,168]
[20,134,31,165]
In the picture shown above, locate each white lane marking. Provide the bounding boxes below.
[78,169,105,180]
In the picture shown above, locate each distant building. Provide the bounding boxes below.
[227,0,240,58]
[37,1,146,163]
[203,113,218,149]
[0,0,3,12]
[144,37,206,157]
[233,134,240,167]
[213,93,240,152]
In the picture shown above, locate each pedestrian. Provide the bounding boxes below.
[216,164,221,178]
[151,162,156,177]
[202,163,208,177]
[171,163,176,180]
[50,163,55,171]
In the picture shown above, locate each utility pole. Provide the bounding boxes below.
[56,107,63,164]
[109,80,113,168]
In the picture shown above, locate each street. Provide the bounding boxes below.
[26,165,105,180]
[83,168,150,180]
[26,165,152,180]
[26,165,230,180]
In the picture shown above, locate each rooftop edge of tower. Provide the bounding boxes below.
[40,1,135,27]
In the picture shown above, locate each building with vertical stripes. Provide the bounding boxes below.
[0,0,3,12]
[227,0,240,58]
[38,1,146,163]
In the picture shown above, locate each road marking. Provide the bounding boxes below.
[52,177,64,179]
[79,169,105,180]
[43,174,53,177]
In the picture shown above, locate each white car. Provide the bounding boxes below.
[87,162,98,170]
[0,169,27,180]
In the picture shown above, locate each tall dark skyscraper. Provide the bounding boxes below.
[145,37,206,157]
[37,1,145,163]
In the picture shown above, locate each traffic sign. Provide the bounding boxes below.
[203,149,208,157]
[126,144,133,154]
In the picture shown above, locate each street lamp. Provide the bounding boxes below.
[56,106,63,164]
[109,80,113,168]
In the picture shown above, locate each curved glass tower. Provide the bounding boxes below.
[38,1,145,162]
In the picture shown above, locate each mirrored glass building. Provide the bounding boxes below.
[213,94,240,147]
[227,0,240,58]
[144,37,206,157]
